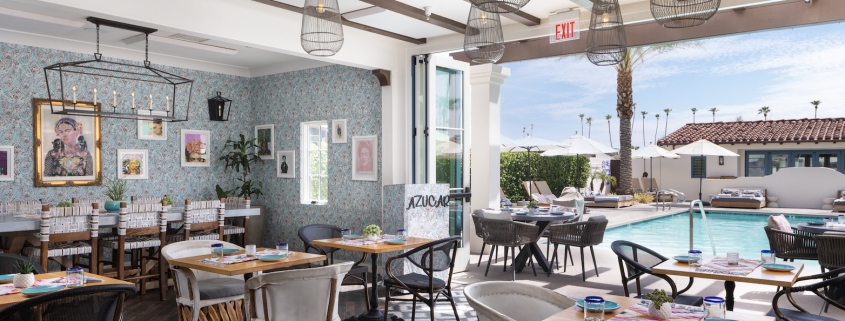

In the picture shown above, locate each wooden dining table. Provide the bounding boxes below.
[0,271,134,310]
[543,294,775,321]
[652,255,803,311]
[313,236,434,321]
[166,248,326,280]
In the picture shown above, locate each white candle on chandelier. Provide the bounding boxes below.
[112,89,116,106]
[166,95,170,112]
[131,91,135,109]
[93,87,97,105]
[72,85,77,104]
[149,93,153,110]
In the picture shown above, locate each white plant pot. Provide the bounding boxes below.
[366,234,379,242]
[648,303,672,320]
[13,273,34,288]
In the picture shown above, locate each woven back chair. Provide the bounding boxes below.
[383,236,462,321]
[479,217,541,280]
[764,226,819,262]
[815,233,845,271]
[547,216,608,281]
[0,254,45,275]
[131,196,162,205]
[220,196,249,245]
[769,266,845,321]
[472,213,497,268]
[297,224,370,307]
[610,240,702,306]
[100,201,167,299]
[22,204,99,274]
[0,201,43,216]
[168,199,224,243]
[0,284,136,321]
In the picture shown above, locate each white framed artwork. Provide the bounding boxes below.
[351,135,377,181]
[181,129,211,167]
[255,124,274,160]
[277,150,295,178]
[117,149,149,180]
[0,145,13,181]
[332,119,347,143]
[137,110,168,140]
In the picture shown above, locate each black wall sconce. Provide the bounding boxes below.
[208,92,232,121]
[719,156,725,165]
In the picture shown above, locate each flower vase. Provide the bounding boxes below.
[13,273,34,288]
[648,303,672,320]
[366,234,379,242]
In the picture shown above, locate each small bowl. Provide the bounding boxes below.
[673,255,693,263]
[222,249,239,254]
[385,239,407,245]
[21,286,64,297]
[257,255,287,262]
[806,222,824,226]
[575,300,621,312]
[762,263,796,272]
[0,274,14,283]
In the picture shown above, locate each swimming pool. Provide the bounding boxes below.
[596,210,826,270]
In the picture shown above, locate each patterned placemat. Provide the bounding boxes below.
[696,257,762,276]
[609,302,705,321]
[335,235,400,246]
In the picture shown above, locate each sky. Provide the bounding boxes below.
[499,22,845,148]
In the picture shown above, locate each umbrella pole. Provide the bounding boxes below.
[699,154,704,201]
[650,159,653,192]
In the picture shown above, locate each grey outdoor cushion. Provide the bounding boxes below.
[384,273,446,289]
[587,215,607,222]
[198,278,245,300]
[594,195,633,203]
[766,308,838,321]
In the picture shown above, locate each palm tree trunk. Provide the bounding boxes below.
[642,115,646,146]
[664,115,669,138]
[617,71,634,195]
[607,120,613,148]
[712,113,715,122]
[693,113,696,123]
[654,119,659,145]
[815,107,818,118]
[588,123,592,138]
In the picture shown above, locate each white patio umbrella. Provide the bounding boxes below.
[671,139,739,201]
[541,140,612,191]
[502,135,566,191]
[632,144,680,192]
[559,134,617,154]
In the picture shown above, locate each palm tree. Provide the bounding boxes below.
[758,106,771,121]
[579,114,585,135]
[811,100,821,118]
[709,108,719,122]
[641,111,648,146]
[663,108,672,138]
[691,108,698,123]
[606,115,613,148]
[586,117,593,138]
[631,102,637,127]
[654,114,660,144]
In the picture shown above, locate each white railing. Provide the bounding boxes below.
[690,200,717,255]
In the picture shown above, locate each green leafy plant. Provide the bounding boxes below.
[236,178,264,200]
[103,178,128,201]
[363,225,382,236]
[56,201,73,208]
[219,134,265,199]
[527,201,538,208]
[500,152,591,201]
[161,196,173,206]
[645,289,673,310]
[634,192,654,204]
[13,261,35,275]
[215,185,236,199]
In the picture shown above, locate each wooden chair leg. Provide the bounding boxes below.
[447,289,460,321]
[140,248,147,295]
[411,292,417,321]
[383,286,392,321]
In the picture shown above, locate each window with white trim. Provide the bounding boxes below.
[300,121,328,204]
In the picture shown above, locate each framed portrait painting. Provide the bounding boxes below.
[332,119,347,143]
[276,150,295,178]
[0,145,13,181]
[255,124,274,160]
[32,98,102,187]
[137,110,167,140]
[117,149,149,180]
[181,129,210,167]
[351,135,377,181]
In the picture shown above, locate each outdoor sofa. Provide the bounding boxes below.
[579,190,634,208]
[834,190,845,212]
[711,188,767,209]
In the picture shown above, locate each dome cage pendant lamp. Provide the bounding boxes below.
[463,5,505,64]
[650,0,721,28]
[301,0,344,57]
[208,91,232,121]
[469,0,530,14]
[586,0,627,66]
[42,17,194,122]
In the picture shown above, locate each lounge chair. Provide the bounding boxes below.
[632,178,645,194]
[585,195,634,208]
[711,188,767,209]
[523,181,555,206]
[535,181,558,197]
[834,190,845,212]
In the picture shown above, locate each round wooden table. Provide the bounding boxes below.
[796,222,845,234]
[510,212,576,273]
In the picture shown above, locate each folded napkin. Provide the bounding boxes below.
[696,257,762,276]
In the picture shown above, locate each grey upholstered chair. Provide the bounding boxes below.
[478,217,541,281]
[298,224,370,307]
[547,215,608,281]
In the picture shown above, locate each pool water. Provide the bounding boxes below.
[596,211,826,270]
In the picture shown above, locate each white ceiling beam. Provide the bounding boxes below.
[0,6,85,28]
[121,34,239,55]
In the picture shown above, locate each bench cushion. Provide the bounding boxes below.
[198,278,245,300]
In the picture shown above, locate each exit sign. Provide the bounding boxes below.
[549,10,580,44]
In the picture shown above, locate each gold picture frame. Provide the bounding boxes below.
[32,98,102,187]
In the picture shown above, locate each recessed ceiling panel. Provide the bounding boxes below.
[347,10,454,38]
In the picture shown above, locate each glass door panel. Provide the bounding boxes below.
[794,153,812,167]
[818,153,838,169]
[771,154,788,173]
[747,154,765,177]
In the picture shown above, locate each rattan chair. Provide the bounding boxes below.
[298,224,370,307]
[0,254,46,275]
[610,240,703,306]
[547,216,608,281]
[383,236,461,321]
[472,213,499,268]
[764,226,819,262]
[814,233,845,272]
[478,217,541,281]
[767,267,845,321]
[0,284,136,321]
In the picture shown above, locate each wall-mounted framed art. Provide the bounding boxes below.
[351,135,377,181]
[32,98,102,187]
[255,124,274,160]
[181,129,210,167]
[137,110,168,140]
[0,145,13,181]
[117,149,149,180]
[277,150,295,178]
[332,119,347,144]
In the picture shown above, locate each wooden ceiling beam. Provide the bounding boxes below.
[251,0,426,44]
[459,0,540,27]
[356,0,467,34]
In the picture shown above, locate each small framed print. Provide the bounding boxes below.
[277,150,295,178]
[0,145,13,181]
[137,110,167,140]
[181,129,211,167]
[255,124,274,160]
[352,135,377,181]
[117,149,149,180]
[332,119,347,143]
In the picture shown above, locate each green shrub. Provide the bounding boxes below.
[500,152,591,201]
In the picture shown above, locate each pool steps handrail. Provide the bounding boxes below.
[655,189,685,211]
[689,200,717,255]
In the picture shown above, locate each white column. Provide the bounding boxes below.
[469,64,510,254]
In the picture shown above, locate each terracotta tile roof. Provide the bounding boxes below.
[657,118,845,146]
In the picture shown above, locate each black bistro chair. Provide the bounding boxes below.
[0,284,136,321]
[298,224,370,307]
[768,267,845,321]
[383,236,462,321]
[0,254,46,275]
[611,240,703,306]
[547,215,608,281]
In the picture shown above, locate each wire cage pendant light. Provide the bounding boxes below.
[463,5,505,64]
[586,0,627,66]
[469,0,531,14]
[650,0,721,28]
[301,0,344,57]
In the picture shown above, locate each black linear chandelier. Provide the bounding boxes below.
[43,17,194,122]
[469,0,531,14]
[463,5,505,64]
[650,0,721,28]
[586,0,627,66]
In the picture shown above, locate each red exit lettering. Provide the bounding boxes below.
[555,21,577,40]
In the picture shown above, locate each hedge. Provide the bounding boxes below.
[500,152,590,201]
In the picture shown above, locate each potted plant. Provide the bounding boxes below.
[363,225,382,242]
[645,289,674,320]
[102,178,130,212]
[161,196,173,210]
[527,201,538,213]
[56,201,73,208]
[12,261,35,288]
[219,134,264,201]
